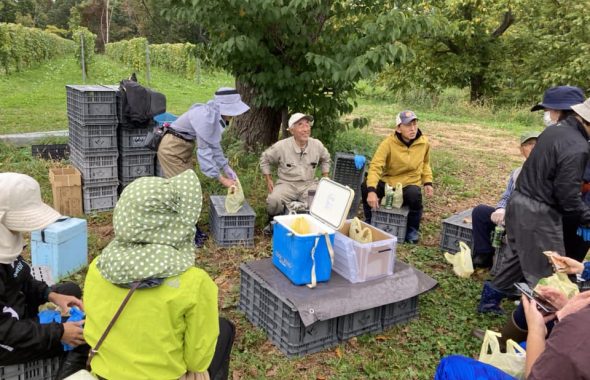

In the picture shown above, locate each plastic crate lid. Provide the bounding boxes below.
[309,178,354,230]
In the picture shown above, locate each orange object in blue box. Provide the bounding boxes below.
[272,178,354,287]
[31,217,88,281]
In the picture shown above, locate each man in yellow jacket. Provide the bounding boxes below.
[362,110,434,243]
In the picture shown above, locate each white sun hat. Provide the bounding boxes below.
[0,173,61,232]
[214,87,250,117]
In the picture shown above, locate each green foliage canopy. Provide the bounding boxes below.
[161,0,437,146]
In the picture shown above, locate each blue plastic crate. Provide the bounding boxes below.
[31,218,88,281]
[440,208,474,253]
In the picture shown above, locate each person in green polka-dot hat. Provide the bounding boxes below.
[83,170,236,380]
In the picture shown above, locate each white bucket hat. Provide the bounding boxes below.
[0,173,61,232]
[214,87,250,117]
[288,113,314,129]
[572,98,590,124]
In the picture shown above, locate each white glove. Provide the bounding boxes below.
[490,208,505,225]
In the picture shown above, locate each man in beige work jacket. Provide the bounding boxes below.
[260,113,332,232]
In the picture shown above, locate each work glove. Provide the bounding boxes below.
[577,226,590,242]
[490,208,505,225]
[223,164,237,180]
[354,154,366,170]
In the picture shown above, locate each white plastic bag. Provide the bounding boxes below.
[444,241,474,278]
[479,330,526,380]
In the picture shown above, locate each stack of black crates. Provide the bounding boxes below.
[66,85,119,213]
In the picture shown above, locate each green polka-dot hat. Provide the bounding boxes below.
[97,170,202,284]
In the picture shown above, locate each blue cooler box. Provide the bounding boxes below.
[272,178,354,286]
[31,218,88,281]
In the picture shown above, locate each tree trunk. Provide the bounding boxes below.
[470,73,485,103]
[234,80,282,150]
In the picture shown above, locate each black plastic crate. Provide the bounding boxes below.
[66,85,118,125]
[118,126,150,150]
[31,144,69,160]
[118,151,155,181]
[371,206,409,242]
[381,296,419,329]
[332,152,367,219]
[68,118,117,153]
[0,356,60,380]
[209,195,256,247]
[337,307,382,340]
[440,209,474,253]
[83,182,118,213]
[239,264,339,357]
[69,147,118,185]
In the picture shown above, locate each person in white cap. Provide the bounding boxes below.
[157,87,250,188]
[260,113,331,226]
[0,173,85,370]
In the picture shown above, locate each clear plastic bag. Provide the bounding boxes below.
[392,182,403,209]
[224,179,244,214]
[291,216,311,235]
[444,241,474,278]
[536,272,579,299]
[479,330,526,380]
[349,217,372,243]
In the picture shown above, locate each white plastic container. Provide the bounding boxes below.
[272,178,354,286]
[333,220,397,283]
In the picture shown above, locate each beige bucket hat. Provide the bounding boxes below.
[0,173,61,232]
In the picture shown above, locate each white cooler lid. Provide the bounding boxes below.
[309,178,354,230]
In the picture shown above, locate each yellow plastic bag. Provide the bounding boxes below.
[291,216,311,235]
[349,217,372,243]
[479,330,526,380]
[392,182,403,209]
[444,241,474,278]
[536,272,579,299]
[224,179,244,214]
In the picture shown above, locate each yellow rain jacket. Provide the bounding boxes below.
[366,131,433,189]
[83,261,219,380]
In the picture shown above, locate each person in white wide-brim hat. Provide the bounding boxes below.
[157,87,250,188]
[0,173,85,371]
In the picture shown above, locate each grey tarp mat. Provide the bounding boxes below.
[244,258,438,327]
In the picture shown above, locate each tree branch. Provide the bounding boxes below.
[491,10,514,38]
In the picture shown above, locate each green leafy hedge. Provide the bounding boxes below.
[0,23,75,74]
[72,27,96,75]
[105,38,208,79]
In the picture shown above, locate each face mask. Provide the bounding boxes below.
[543,111,554,127]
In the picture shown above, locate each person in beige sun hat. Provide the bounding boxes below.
[0,173,86,377]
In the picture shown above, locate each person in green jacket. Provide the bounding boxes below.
[83,170,235,380]
[361,110,434,243]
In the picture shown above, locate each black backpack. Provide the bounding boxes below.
[119,79,166,127]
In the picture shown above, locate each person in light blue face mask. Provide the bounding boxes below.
[157,87,250,188]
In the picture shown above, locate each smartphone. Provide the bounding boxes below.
[514,282,558,314]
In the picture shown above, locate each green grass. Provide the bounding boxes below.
[0,57,533,379]
[0,55,233,134]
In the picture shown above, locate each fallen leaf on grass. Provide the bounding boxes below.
[316,375,327,380]
[334,346,343,358]
[232,370,243,380]
[375,335,388,342]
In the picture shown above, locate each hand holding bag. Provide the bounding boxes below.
[479,330,526,379]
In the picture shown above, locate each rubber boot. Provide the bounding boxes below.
[477,281,506,315]
[497,311,528,352]
[405,209,422,243]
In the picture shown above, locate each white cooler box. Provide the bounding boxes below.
[333,220,397,283]
[272,178,354,286]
